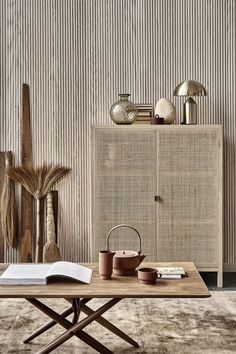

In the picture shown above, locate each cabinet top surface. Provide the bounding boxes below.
[92,124,222,130]
[0,262,210,299]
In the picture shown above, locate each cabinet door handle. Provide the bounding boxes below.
[154,195,161,202]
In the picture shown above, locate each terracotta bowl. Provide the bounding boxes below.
[138,268,157,284]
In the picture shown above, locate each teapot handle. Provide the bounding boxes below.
[106,224,142,254]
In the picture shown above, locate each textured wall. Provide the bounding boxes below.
[0,0,235,266]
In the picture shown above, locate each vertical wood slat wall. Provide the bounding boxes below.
[0,0,235,267]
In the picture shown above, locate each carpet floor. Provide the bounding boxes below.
[0,292,236,354]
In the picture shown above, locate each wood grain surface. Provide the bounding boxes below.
[0,262,210,299]
[37,197,44,263]
[20,84,33,263]
[0,152,6,262]
[51,191,58,243]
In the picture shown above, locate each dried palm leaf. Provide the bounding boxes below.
[7,163,71,199]
[0,152,18,248]
[7,163,71,262]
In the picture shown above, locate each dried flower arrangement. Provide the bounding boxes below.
[7,163,71,262]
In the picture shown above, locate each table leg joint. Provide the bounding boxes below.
[25,297,139,354]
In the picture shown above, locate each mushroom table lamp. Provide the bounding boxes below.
[173,80,207,124]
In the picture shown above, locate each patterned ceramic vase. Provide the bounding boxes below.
[110,94,138,124]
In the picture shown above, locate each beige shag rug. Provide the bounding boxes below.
[0,292,236,354]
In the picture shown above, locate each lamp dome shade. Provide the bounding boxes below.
[173,80,207,97]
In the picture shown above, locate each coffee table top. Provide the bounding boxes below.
[0,262,210,299]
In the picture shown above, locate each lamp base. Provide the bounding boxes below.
[182,97,197,124]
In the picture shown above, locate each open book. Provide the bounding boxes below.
[0,261,92,285]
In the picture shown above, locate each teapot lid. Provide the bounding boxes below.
[114,250,139,258]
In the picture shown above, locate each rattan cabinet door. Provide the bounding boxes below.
[92,128,157,261]
[157,128,222,268]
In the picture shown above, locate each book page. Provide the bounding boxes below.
[46,261,92,284]
[0,264,50,284]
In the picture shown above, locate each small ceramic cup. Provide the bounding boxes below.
[150,115,164,125]
[138,267,158,284]
[99,250,115,280]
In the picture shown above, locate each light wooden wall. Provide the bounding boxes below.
[0,0,235,267]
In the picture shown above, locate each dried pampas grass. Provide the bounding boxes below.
[7,163,71,262]
[0,152,18,248]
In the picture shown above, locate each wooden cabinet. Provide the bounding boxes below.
[92,125,223,286]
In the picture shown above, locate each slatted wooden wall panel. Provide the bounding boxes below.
[0,0,235,267]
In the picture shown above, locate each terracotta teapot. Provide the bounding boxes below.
[106,224,146,276]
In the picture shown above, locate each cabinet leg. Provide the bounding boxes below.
[217,270,223,288]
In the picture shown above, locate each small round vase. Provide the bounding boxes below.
[110,94,138,124]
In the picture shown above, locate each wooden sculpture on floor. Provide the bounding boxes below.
[43,191,61,262]
[7,163,71,263]
[0,152,18,249]
[21,83,33,262]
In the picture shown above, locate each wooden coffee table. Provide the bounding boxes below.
[0,262,210,354]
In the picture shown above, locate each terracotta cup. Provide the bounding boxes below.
[138,267,158,284]
[99,250,115,280]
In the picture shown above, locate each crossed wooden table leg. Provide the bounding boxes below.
[23,297,139,354]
